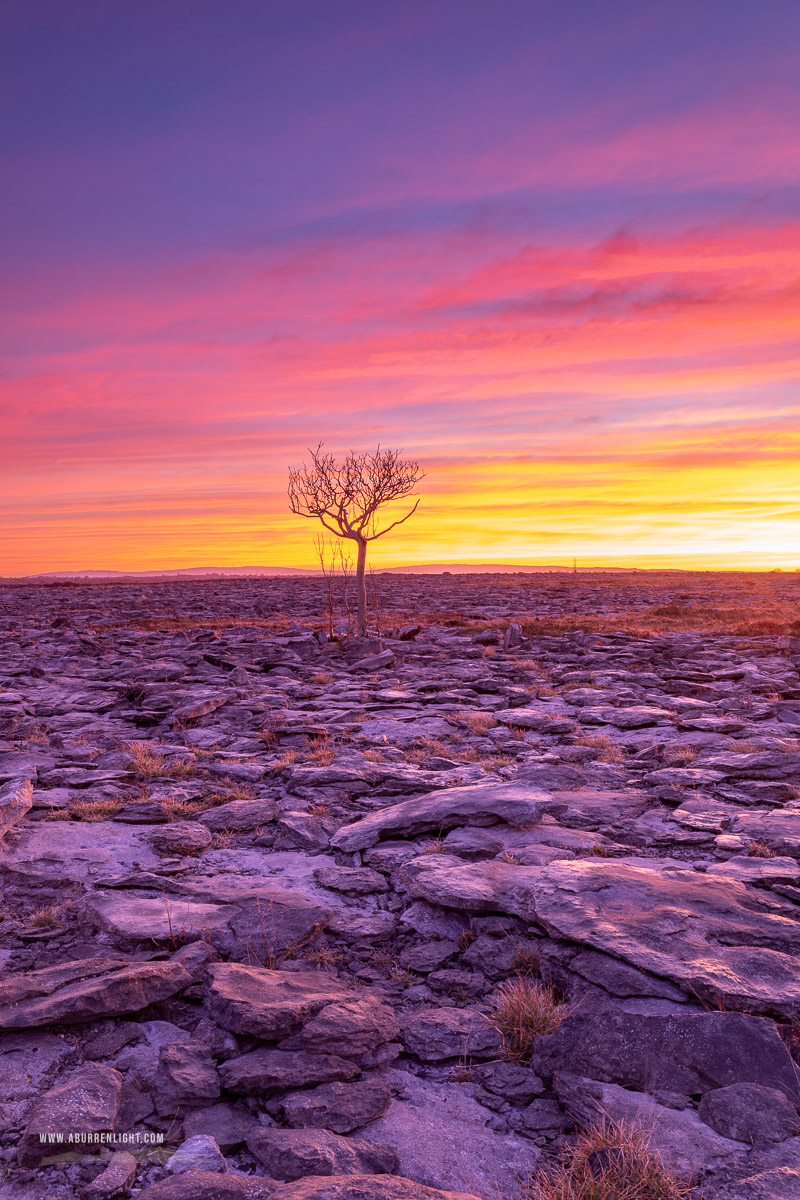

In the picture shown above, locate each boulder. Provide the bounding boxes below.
[207,965,350,1040]
[247,1127,397,1182]
[699,1082,800,1147]
[19,1063,124,1165]
[0,777,32,840]
[400,1008,501,1061]
[553,1073,747,1177]
[0,959,192,1028]
[302,996,399,1065]
[533,1010,800,1102]
[331,783,551,852]
[278,1080,392,1133]
[220,1049,359,1095]
[399,856,541,919]
[147,822,213,855]
[153,1043,221,1116]
[197,799,279,832]
[183,1102,261,1150]
[532,859,800,1016]
[86,1149,138,1197]
[166,1135,228,1174]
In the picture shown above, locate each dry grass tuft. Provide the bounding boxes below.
[66,797,124,822]
[306,736,336,766]
[25,904,62,930]
[511,944,541,975]
[127,741,195,779]
[421,836,446,855]
[667,745,698,764]
[747,838,776,859]
[211,829,236,849]
[524,1117,690,1200]
[572,733,624,764]
[489,977,572,1063]
[458,710,499,736]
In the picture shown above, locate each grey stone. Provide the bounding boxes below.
[19,1063,124,1165]
[331,782,551,851]
[207,965,350,1040]
[166,1135,227,1174]
[0,777,32,840]
[247,1127,397,1181]
[400,1008,501,1061]
[278,1079,392,1133]
[220,1048,359,1095]
[699,1082,800,1147]
[533,1010,800,1101]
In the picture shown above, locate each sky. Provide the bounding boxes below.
[1,0,799,574]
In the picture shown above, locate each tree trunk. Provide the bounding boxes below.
[355,537,368,636]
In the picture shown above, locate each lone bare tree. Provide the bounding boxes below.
[288,444,423,637]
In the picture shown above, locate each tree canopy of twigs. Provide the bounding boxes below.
[288,444,423,636]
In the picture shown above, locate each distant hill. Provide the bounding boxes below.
[18,563,594,580]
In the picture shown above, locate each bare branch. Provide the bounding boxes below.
[371,497,421,539]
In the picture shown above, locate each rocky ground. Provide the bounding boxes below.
[0,572,799,1200]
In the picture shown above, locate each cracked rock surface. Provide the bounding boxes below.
[0,572,799,1198]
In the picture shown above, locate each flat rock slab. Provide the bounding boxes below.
[331,782,552,851]
[533,1010,800,1101]
[269,1176,482,1200]
[533,860,800,1017]
[0,778,32,840]
[578,706,674,728]
[399,855,541,919]
[247,1127,397,1183]
[0,960,191,1028]
[546,789,651,830]
[358,718,456,746]
[82,892,234,942]
[365,1071,538,1200]
[0,821,160,885]
[208,964,351,1039]
[553,1073,747,1177]
[136,1173,278,1199]
[20,1062,125,1165]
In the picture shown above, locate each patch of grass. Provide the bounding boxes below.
[211,829,236,849]
[161,796,207,821]
[66,797,124,822]
[499,850,522,865]
[747,838,776,858]
[363,748,385,762]
[458,711,499,736]
[483,754,515,772]
[489,977,572,1063]
[274,749,300,772]
[24,904,62,930]
[666,745,698,764]
[311,672,334,686]
[525,1117,690,1200]
[421,837,445,854]
[511,944,541,975]
[306,736,336,766]
[304,946,346,969]
[572,733,624,764]
[127,741,195,779]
